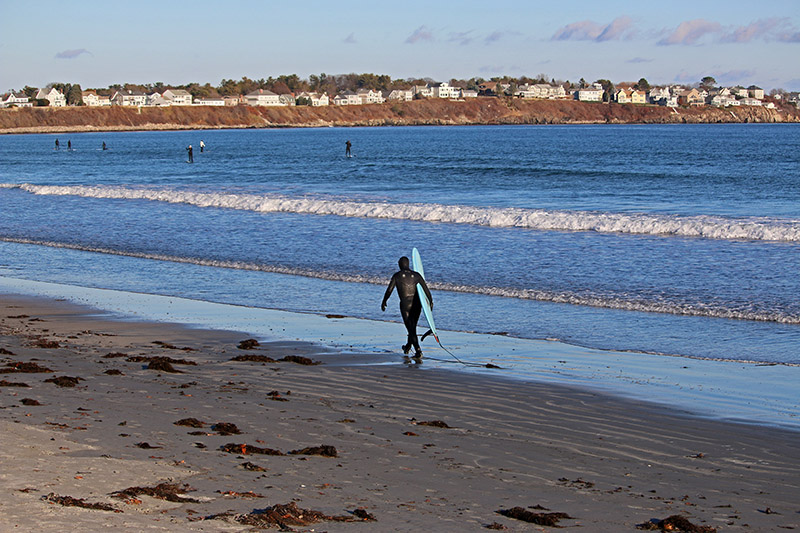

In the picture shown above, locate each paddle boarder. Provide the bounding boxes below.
[381,256,433,359]
[186,144,193,163]
[345,140,352,157]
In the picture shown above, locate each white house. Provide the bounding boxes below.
[576,88,603,102]
[245,89,282,106]
[81,91,101,106]
[647,87,670,103]
[297,92,329,106]
[741,97,762,106]
[430,82,456,99]
[35,87,66,106]
[333,91,361,105]
[223,96,240,106]
[278,94,296,106]
[111,89,146,107]
[614,88,631,104]
[193,96,225,106]
[356,89,384,104]
[162,89,193,106]
[460,89,479,98]
[749,87,764,99]
[385,89,413,101]
[412,85,434,98]
[146,92,171,107]
[1,92,32,107]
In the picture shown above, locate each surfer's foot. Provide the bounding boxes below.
[413,351,423,360]
[402,343,411,355]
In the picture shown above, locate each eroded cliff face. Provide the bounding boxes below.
[1,98,797,134]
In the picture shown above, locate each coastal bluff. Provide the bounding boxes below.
[1,98,797,134]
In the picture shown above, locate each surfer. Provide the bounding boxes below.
[200,140,205,153]
[55,139,59,150]
[102,141,107,151]
[381,256,433,359]
[345,140,352,157]
[186,144,193,163]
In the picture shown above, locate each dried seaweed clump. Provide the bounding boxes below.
[237,339,261,350]
[221,443,285,456]
[0,361,53,373]
[43,492,118,512]
[416,420,451,428]
[231,354,276,363]
[174,417,206,428]
[44,376,83,387]
[288,445,338,458]
[211,422,241,435]
[496,507,573,527]
[0,379,30,387]
[210,501,375,528]
[636,515,717,532]
[279,355,320,365]
[112,482,200,503]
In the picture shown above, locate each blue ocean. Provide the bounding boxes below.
[1,124,799,425]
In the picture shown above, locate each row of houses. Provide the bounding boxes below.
[3,82,797,110]
[573,83,777,108]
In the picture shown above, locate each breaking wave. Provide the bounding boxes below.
[4,183,800,242]
[3,237,799,325]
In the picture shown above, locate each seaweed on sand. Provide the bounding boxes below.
[636,515,717,532]
[44,493,118,512]
[0,361,53,373]
[208,501,375,528]
[496,507,574,526]
[112,482,200,503]
[288,445,338,458]
[44,376,83,387]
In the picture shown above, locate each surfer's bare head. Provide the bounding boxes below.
[398,256,410,270]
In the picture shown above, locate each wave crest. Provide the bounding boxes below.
[5,183,800,242]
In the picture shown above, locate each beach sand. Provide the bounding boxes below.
[1,293,798,532]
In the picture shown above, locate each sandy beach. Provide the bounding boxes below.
[1,293,798,532]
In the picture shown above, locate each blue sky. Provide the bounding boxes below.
[2,0,798,91]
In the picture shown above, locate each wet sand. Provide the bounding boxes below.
[1,293,798,532]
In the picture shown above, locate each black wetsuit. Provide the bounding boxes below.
[187,145,193,163]
[345,141,352,157]
[381,256,433,357]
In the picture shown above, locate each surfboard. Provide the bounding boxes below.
[411,248,439,344]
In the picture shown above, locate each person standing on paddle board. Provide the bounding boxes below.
[381,256,433,358]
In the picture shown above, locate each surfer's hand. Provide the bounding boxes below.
[381,302,386,312]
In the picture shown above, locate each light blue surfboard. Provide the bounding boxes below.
[411,247,439,344]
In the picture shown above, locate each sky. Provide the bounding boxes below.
[2,0,798,92]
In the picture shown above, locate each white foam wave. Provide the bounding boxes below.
[3,237,799,325]
[5,183,800,242]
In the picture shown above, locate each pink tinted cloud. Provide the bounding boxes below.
[658,19,722,45]
[54,48,91,59]
[405,25,434,44]
[722,18,784,43]
[552,16,635,42]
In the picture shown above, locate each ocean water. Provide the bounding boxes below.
[0,124,799,370]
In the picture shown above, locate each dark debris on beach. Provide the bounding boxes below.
[43,376,83,387]
[496,506,574,526]
[211,422,241,435]
[207,501,375,529]
[44,492,119,512]
[636,515,717,532]
[0,361,53,373]
[112,482,201,503]
[174,417,206,428]
[0,379,30,387]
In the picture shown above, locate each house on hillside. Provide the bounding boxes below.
[741,97,762,106]
[749,87,764,99]
[278,94,296,106]
[194,96,225,106]
[412,85,433,98]
[296,92,329,106]
[614,88,631,104]
[245,89,282,106]
[576,87,603,102]
[1,91,32,107]
[162,89,192,106]
[430,82,456,99]
[478,82,498,96]
[677,88,704,106]
[222,96,241,106]
[147,92,171,106]
[111,89,146,106]
[461,89,478,98]
[35,87,66,106]
[333,91,361,105]
[647,87,670,104]
[385,89,413,101]
[356,89,384,104]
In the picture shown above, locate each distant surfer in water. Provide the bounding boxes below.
[345,140,352,157]
[200,140,205,153]
[186,144,193,163]
[381,256,433,359]
[102,141,107,150]
[55,139,59,150]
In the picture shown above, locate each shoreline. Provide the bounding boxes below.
[1,99,797,135]
[2,290,799,531]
